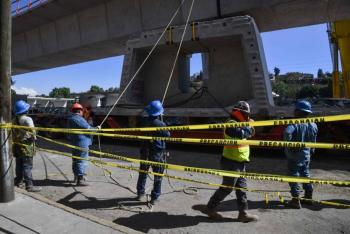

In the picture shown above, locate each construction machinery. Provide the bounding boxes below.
[328,20,350,98]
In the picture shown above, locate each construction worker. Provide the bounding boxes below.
[13,100,42,192]
[284,100,318,209]
[201,101,258,222]
[136,100,170,205]
[67,103,98,186]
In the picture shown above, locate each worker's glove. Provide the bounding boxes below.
[96,125,101,130]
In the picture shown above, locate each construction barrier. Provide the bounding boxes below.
[2,113,350,150]
[2,125,349,150]
[3,113,350,132]
[18,142,350,209]
[31,135,350,186]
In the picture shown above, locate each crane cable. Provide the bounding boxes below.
[98,0,187,127]
[160,0,198,195]
[95,0,188,208]
[161,0,195,104]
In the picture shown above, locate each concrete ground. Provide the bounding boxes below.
[24,140,350,233]
[0,190,139,234]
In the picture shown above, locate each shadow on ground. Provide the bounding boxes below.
[114,211,233,233]
[193,198,350,214]
[34,179,73,187]
[57,194,150,210]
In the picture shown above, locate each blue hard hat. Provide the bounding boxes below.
[145,100,164,116]
[14,100,30,115]
[295,100,312,113]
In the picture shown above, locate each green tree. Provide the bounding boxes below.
[296,85,319,99]
[49,87,71,98]
[272,81,288,97]
[317,68,325,79]
[319,79,333,97]
[325,72,332,78]
[106,87,120,92]
[273,67,280,77]
[89,85,104,93]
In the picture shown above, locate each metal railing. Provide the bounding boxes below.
[11,0,49,16]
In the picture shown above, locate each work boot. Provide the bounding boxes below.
[237,210,259,223]
[285,198,302,209]
[73,175,78,184]
[76,176,89,186]
[149,198,160,206]
[26,186,42,192]
[200,206,223,220]
[14,179,25,188]
[301,192,316,205]
[136,194,146,202]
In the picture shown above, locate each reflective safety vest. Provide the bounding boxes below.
[222,119,250,162]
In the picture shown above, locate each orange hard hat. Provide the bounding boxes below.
[71,103,83,112]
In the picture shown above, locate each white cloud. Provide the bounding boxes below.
[12,86,39,96]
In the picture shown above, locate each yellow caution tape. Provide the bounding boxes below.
[7,118,350,150]
[32,143,350,208]
[0,123,12,129]
[6,114,350,132]
[277,192,283,203]
[33,135,350,186]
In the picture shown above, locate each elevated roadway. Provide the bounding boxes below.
[12,0,350,74]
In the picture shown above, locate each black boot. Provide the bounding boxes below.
[237,210,259,222]
[76,176,89,186]
[14,178,24,188]
[285,198,302,209]
[301,191,316,205]
[200,206,223,219]
[25,181,42,192]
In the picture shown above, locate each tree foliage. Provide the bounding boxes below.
[273,67,280,77]
[319,79,333,97]
[272,69,334,101]
[49,87,71,98]
[89,85,104,93]
[317,68,325,79]
[106,87,120,92]
[296,85,319,99]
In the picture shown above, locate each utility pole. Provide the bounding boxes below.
[0,0,15,203]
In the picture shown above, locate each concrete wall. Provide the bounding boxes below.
[119,16,273,116]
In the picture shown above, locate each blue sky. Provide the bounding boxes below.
[13,23,332,95]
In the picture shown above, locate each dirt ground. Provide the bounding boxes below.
[27,139,350,234]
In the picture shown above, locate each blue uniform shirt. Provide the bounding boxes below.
[144,116,170,151]
[67,113,94,148]
[283,123,318,162]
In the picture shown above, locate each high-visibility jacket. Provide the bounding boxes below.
[222,119,250,162]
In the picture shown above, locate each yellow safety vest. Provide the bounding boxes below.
[222,119,250,162]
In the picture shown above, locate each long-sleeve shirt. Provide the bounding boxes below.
[143,116,170,152]
[225,125,254,139]
[67,113,94,148]
[283,123,318,162]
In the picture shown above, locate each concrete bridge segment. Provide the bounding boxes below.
[12,0,350,74]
